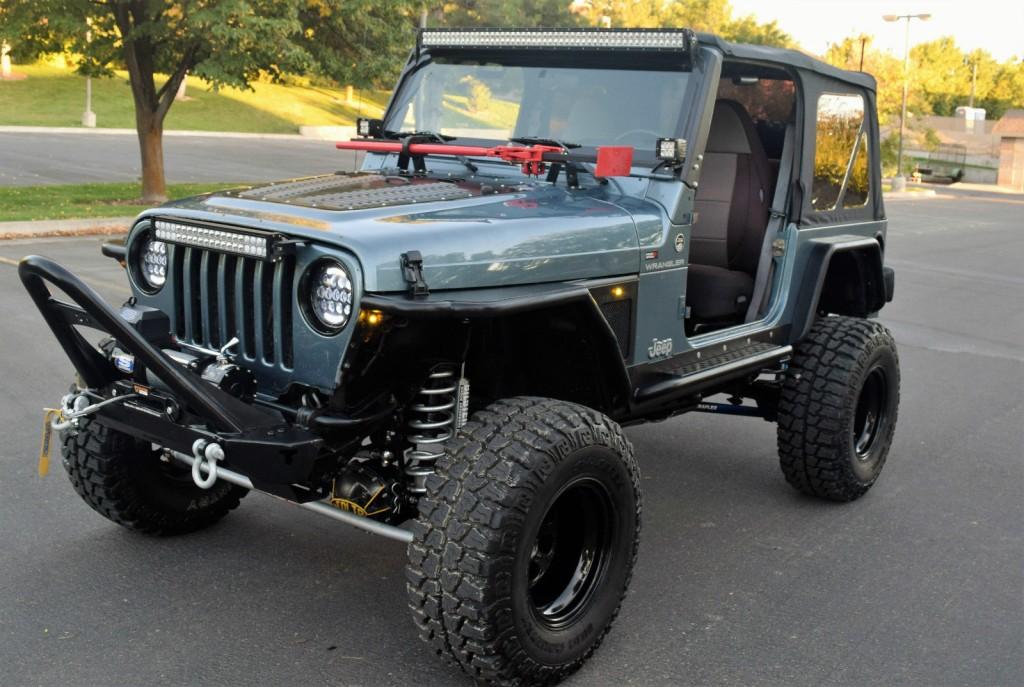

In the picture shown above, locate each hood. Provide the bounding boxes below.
[153,172,644,292]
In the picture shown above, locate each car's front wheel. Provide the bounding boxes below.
[62,417,247,535]
[406,397,641,686]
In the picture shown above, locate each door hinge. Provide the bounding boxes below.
[772,238,786,257]
[400,250,429,298]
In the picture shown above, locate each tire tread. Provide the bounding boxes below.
[406,397,641,686]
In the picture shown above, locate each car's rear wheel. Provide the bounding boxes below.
[777,316,900,501]
[62,417,247,535]
[406,397,641,686]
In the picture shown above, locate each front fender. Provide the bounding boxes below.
[362,283,633,416]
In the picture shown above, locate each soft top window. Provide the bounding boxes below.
[811,92,869,211]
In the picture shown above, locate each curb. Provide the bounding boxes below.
[0,125,354,141]
[0,216,133,241]
[883,189,938,199]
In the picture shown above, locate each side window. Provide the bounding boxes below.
[811,93,869,211]
[843,131,870,207]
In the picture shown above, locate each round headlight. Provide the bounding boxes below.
[307,260,353,332]
[135,234,168,291]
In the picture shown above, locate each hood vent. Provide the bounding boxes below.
[314,182,473,210]
[238,174,374,201]
[234,174,475,211]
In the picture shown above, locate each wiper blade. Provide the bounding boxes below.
[509,136,581,151]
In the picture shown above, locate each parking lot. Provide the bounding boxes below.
[0,186,1021,686]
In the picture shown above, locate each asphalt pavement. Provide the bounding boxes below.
[0,187,1021,686]
[0,131,362,185]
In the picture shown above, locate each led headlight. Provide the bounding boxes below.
[306,260,353,333]
[134,233,168,292]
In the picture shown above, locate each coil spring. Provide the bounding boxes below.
[404,366,458,495]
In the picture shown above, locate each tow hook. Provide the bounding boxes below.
[50,390,139,433]
[190,439,224,489]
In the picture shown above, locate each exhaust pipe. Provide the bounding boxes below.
[169,448,414,544]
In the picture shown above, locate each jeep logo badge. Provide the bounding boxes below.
[674,233,685,253]
[647,337,673,359]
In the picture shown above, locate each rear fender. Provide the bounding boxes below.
[791,237,886,340]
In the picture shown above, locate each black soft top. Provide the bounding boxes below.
[697,33,877,92]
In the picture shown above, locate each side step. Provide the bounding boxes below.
[634,341,791,404]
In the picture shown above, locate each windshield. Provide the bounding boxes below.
[383,59,690,153]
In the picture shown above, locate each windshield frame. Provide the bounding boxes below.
[380,49,698,166]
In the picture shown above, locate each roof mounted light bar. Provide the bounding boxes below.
[419,28,695,52]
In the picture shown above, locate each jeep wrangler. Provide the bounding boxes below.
[21,28,899,686]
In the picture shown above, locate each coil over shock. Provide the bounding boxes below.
[404,365,468,495]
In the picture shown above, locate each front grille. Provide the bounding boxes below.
[169,246,295,369]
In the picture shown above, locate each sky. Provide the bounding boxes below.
[729,0,1024,61]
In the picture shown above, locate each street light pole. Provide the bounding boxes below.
[883,12,931,190]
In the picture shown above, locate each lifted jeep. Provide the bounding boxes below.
[22,28,899,686]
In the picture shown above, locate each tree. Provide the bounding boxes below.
[580,0,791,46]
[660,0,733,33]
[435,0,583,28]
[720,15,792,48]
[824,35,907,124]
[2,1,418,202]
[3,1,314,202]
[984,58,1024,119]
[297,1,421,89]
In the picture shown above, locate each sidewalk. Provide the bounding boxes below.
[0,125,356,141]
[0,216,133,240]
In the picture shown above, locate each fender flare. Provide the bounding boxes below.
[790,237,887,340]
[362,284,632,414]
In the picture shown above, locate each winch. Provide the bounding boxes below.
[105,335,256,401]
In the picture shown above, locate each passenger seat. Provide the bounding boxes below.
[686,100,772,325]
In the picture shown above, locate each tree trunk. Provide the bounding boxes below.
[137,111,167,203]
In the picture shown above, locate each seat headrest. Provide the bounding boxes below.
[705,100,755,154]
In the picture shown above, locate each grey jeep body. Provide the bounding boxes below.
[19,31,899,684]
[125,31,890,426]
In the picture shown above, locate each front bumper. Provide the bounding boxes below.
[18,255,386,500]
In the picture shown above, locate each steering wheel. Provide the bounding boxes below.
[613,129,660,145]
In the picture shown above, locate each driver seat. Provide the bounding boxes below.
[686,100,772,325]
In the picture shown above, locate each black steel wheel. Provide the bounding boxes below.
[778,316,900,501]
[62,417,247,535]
[407,397,641,686]
[528,477,615,631]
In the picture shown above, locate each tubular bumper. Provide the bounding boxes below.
[17,255,328,498]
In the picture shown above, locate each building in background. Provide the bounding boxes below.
[993,110,1024,190]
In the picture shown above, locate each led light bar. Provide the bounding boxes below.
[420,29,693,51]
[656,137,688,162]
[153,220,270,259]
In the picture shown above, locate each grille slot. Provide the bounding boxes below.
[170,244,294,369]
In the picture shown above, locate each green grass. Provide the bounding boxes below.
[0,182,238,222]
[0,63,390,133]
